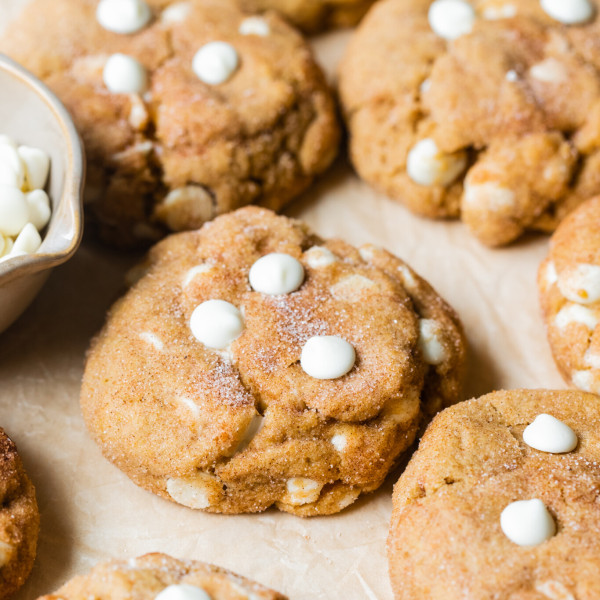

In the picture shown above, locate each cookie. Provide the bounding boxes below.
[0,428,39,600]
[388,389,600,600]
[539,196,600,395]
[37,553,286,600]
[0,0,339,248]
[339,0,600,246]
[81,207,465,516]
[236,0,375,33]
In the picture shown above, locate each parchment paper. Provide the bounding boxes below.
[0,3,567,599]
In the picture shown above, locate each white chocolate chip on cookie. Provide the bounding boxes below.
[523,414,578,454]
[428,0,476,41]
[239,16,271,36]
[558,264,600,305]
[192,42,239,85]
[304,246,337,268]
[160,2,192,25]
[249,253,304,295]
[541,0,594,25]
[555,303,599,331]
[283,478,323,506]
[103,54,148,94]
[166,473,221,509]
[418,319,447,365]
[407,139,467,187]
[155,585,211,600]
[96,0,152,34]
[190,299,244,349]
[500,499,556,546]
[530,58,568,84]
[300,335,356,380]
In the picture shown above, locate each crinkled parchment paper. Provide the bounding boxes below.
[0,2,566,599]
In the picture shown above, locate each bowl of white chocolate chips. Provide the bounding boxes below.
[0,53,84,333]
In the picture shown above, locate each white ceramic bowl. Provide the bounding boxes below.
[0,53,84,334]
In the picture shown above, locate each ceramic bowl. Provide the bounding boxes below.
[0,53,84,334]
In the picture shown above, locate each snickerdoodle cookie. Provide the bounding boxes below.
[0,0,339,247]
[389,389,600,600]
[339,0,600,246]
[0,429,39,600]
[236,0,375,33]
[539,196,600,395]
[37,553,286,600]
[81,207,465,516]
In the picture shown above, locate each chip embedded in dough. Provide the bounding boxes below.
[388,389,600,599]
[35,553,286,600]
[339,0,600,246]
[539,196,600,395]
[0,0,339,247]
[81,207,466,516]
[0,429,39,600]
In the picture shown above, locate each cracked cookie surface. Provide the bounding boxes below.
[388,389,600,600]
[339,0,600,246]
[37,553,286,600]
[0,0,339,247]
[81,207,465,516]
[235,0,376,33]
[0,429,39,600]
[539,196,600,396]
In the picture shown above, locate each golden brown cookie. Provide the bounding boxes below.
[236,0,375,33]
[81,207,465,516]
[539,196,600,395]
[0,428,39,600]
[37,553,286,600]
[0,0,339,247]
[339,0,600,246]
[389,389,600,600]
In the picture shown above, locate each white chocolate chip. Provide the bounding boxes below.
[177,395,200,418]
[0,540,14,567]
[111,141,154,163]
[12,222,41,254]
[283,478,323,506]
[506,69,519,82]
[26,190,51,231]
[239,16,271,36]
[500,499,556,546]
[584,348,600,369]
[190,299,244,349]
[129,95,150,130]
[182,264,213,288]
[300,335,356,380]
[523,414,578,453]
[540,0,594,25]
[463,182,516,211]
[428,0,476,40]
[18,145,50,190]
[418,319,448,365]
[160,2,192,24]
[535,581,576,600]
[0,236,13,258]
[483,4,517,19]
[192,42,239,85]
[166,473,220,509]
[557,264,600,305]
[420,78,432,94]
[155,585,211,600]
[103,54,148,94]
[572,370,600,394]
[232,413,265,454]
[398,265,418,289]
[544,260,558,286]
[0,185,29,236]
[331,434,347,452]
[530,58,568,84]
[139,331,164,352]
[304,246,337,268]
[330,274,377,302]
[0,135,16,149]
[0,144,25,188]
[249,253,304,295]
[407,138,467,187]
[555,303,599,330]
[96,0,152,34]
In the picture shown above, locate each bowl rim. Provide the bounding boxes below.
[0,52,85,286]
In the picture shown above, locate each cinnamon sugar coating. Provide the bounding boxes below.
[339,0,600,246]
[0,0,339,247]
[389,389,600,600]
[81,207,465,515]
[0,429,39,600]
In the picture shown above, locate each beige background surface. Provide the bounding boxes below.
[0,2,566,599]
